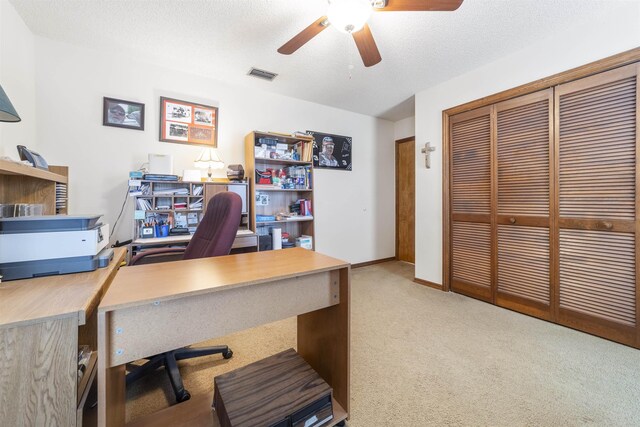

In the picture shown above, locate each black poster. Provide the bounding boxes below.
[308,131,352,171]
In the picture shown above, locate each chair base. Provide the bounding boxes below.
[126,345,233,403]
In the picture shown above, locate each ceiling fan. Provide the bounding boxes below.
[277,0,464,67]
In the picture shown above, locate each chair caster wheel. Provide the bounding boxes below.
[176,389,191,403]
[336,421,346,427]
[223,349,233,359]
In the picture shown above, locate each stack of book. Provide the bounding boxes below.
[136,199,152,211]
[189,198,203,210]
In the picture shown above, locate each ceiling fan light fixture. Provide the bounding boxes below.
[327,0,372,34]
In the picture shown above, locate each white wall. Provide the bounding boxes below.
[414,2,640,284]
[394,116,415,141]
[32,37,395,264]
[0,0,36,156]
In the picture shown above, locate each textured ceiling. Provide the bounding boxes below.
[9,0,629,121]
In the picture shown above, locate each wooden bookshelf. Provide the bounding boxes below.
[0,159,69,215]
[245,131,316,250]
[0,158,68,182]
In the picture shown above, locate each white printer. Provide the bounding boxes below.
[0,215,113,281]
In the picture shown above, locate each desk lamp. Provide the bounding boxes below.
[0,85,21,122]
[194,147,224,181]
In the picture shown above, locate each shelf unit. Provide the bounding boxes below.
[245,131,315,250]
[130,180,255,256]
[0,159,68,215]
[131,180,204,240]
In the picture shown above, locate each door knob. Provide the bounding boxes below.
[601,221,613,230]
[509,217,516,224]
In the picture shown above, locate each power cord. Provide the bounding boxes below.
[110,162,148,239]
[109,185,130,238]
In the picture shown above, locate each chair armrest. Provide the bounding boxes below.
[129,247,186,265]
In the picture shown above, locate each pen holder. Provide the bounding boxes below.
[141,226,154,239]
[154,225,170,237]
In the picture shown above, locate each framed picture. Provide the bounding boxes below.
[103,97,145,130]
[160,97,218,146]
[308,131,352,171]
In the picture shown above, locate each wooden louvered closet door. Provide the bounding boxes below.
[495,90,553,320]
[555,64,639,346]
[450,106,493,302]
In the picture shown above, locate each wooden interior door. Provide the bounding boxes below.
[450,107,493,302]
[495,90,553,320]
[396,137,415,263]
[555,63,639,346]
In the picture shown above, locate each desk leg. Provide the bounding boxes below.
[98,310,126,427]
[297,267,350,416]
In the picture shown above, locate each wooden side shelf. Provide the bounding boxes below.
[0,159,69,215]
[127,393,347,427]
[78,351,98,406]
[0,158,68,183]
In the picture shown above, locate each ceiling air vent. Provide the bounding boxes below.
[248,68,278,81]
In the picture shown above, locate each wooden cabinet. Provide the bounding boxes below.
[244,131,315,250]
[446,62,640,347]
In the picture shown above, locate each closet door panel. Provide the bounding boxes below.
[452,222,492,300]
[556,63,638,345]
[559,229,635,326]
[497,225,550,316]
[497,93,551,218]
[451,110,491,215]
[450,107,493,301]
[495,90,553,318]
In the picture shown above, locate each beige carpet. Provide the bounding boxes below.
[127,261,640,425]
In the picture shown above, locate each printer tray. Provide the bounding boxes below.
[0,248,114,281]
[0,215,102,234]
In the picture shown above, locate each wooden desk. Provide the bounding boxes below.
[0,247,127,426]
[97,248,350,427]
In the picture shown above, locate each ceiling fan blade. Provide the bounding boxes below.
[375,0,463,12]
[278,16,329,55]
[352,24,382,67]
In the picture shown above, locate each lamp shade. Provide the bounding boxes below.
[0,85,21,123]
[194,148,224,170]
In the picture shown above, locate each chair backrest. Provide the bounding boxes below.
[182,191,242,260]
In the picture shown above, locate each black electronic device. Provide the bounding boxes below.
[169,227,190,236]
[17,145,49,170]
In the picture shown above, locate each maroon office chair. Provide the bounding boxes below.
[126,191,242,403]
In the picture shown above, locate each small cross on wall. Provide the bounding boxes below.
[421,142,436,168]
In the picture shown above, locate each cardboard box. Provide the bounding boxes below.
[295,235,313,250]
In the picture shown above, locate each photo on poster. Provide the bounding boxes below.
[194,108,214,126]
[307,131,352,171]
[165,102,192,123]
[191,127,213,141]
[167,122,189,141]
